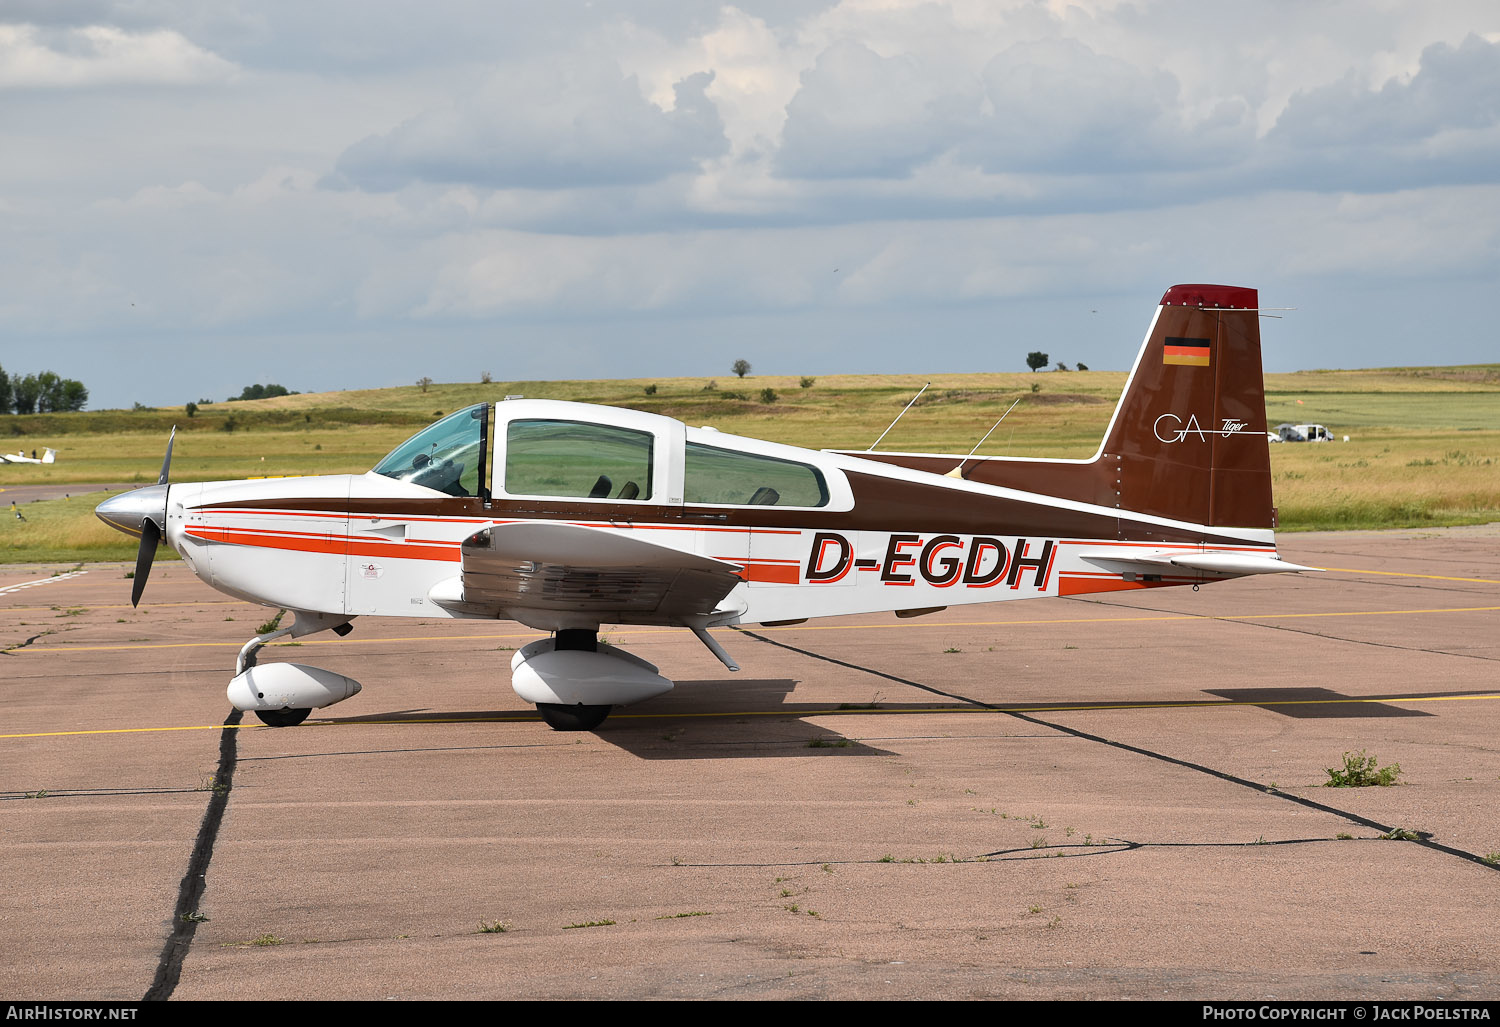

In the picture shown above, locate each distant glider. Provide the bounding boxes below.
[1,447,57,465]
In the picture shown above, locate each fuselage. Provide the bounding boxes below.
[157,399,1276,628]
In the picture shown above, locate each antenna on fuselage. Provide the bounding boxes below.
[945,397,1022,479]
[867,382,930,451]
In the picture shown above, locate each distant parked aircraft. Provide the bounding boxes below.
[0,448,57,465]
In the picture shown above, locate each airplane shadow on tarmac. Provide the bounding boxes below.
[1204,686,1446,718]
[320,677,911,759]
[312,682,1491,761]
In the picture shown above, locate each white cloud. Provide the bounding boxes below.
[334,60,729,191]
[4,1,1500,409]
[0,23,236,88]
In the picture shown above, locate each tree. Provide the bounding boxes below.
[1076,362,1089,371]
[0,366,87,413]
[12,374,42,414]
[732,359,751,378]
[228,383,292,402]
[47,377,89,412]
[185,402,199,418]
[417,376,433,393]
[1026,351,1049,372]
[1055,361,1070,371]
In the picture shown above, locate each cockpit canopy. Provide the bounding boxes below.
[372,400,845,509]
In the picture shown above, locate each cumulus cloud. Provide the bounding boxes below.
[776,35,1254,186]
[777,40,979,179]
[0,22,236,88]
[966,38,1254,174]
[6,1,1500,408]
[1262,34,1500,190]
[334,63,729,191]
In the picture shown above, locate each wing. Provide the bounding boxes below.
[430,521,745,625]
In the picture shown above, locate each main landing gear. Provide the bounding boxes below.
[533,629,612,732]
[536,702,611,731]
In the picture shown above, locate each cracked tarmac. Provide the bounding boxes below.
[3,525,1499,1000]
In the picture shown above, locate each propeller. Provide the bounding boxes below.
[95,427,175,607]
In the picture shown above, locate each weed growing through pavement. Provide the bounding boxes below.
[1325,750,1401,787]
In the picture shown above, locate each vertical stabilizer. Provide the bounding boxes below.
[841,284,1276,538]
[1102,284,1272,532]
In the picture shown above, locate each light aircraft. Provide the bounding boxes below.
[95,284,1316,731]
[1,447,57,464]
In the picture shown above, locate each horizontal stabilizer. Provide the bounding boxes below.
[1080,551,1321,577]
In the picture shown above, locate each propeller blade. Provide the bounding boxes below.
[130,518,161,607]
[157,427,176,486]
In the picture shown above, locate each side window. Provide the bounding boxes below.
[684,442,829,507]
[505,420,654,501]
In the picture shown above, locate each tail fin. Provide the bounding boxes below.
[1098,284,1272,531]
[41,448,57,464]
[845,284,1274,535]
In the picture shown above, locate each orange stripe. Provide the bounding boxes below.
[185,527,459,563]
[741,563,800,584]
[1058,576,1166,596]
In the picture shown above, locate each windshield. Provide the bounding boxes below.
[372,403,488,497]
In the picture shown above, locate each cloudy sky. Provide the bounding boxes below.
[3,1,1498,409]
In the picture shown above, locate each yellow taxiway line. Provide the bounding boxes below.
[9,603,1500,654]
[6,692,1500,740]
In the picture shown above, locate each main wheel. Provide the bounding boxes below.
[255,707,311,727]
[536,703,611,731]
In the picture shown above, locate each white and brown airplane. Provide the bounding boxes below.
[96,284,1315,731]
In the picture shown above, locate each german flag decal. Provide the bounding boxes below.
[1163,337,1211,367]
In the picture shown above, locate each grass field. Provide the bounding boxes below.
[3,365,1497,561]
